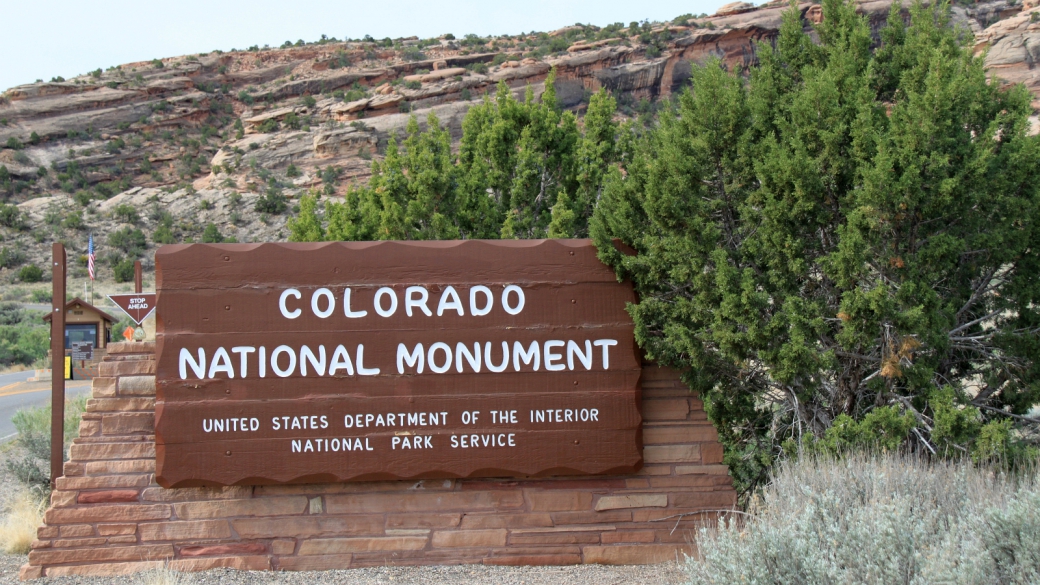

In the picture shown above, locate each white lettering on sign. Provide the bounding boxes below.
[176,278,628,468]
[179,344,381,380]
[271,415,329,430]
[126,297,151,309]
[202,418,260,432]
[437,286,464,316]
[343,288,367,318]
[502,285,525,315]
[291,438,373,452]
[197,405,608,458]
[176,280,621,385]
[277,285,528,320]
[470,286,493,316]
[373,287,397,317]
[311,288,335,319]
[530,408,599,423]
[513,340,539,371]
[385,340,617,376]
[392,435,433,449]
[178,339,615,380]
[450,433,516,448]
[490,410,518,424]
[343,411,449,428]
[279,289,302,319]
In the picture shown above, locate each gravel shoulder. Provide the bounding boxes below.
[0,438,691,585]
[0,562,689,585]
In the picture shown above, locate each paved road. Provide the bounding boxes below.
[0,305,97,441]
[0,370,92,440]
[17,303,51,312]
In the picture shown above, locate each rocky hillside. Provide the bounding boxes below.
[0,0,1037,286]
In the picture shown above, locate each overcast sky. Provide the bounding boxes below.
[0,0,732,92]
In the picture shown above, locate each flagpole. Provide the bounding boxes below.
[88,233,95,306]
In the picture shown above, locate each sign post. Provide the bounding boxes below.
[154,240,643,488]
[50,243,66,487]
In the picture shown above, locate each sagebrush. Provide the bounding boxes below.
[687,454,1040,584]
[4,393,88,491]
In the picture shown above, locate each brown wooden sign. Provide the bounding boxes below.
[154,240,642,488]
[108,293,157,325]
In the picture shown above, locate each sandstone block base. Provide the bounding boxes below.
[22,342,735,579]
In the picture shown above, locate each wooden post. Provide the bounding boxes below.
[134,260,142,294]
[50,243,66,488]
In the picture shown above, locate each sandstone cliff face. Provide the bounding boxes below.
[0,0,1035,283]
[977,3,1040,108]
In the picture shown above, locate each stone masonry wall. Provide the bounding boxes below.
[20,342,736,579]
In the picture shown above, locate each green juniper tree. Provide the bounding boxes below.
[570,89,620,237]
[592,0,1040,497]
[289,71,622,242]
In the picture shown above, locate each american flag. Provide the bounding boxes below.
[87,233,95,281]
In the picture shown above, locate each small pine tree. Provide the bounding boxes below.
[548,190,577,238]
[201,223,224,243]
[287,193,325,242]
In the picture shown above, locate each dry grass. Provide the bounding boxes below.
[140,563,194,585]
[0,364,30,375]
[0,489,46,554]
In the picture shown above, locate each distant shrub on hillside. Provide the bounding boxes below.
[112,258,135,282]
[202,223,224,243]
[152,225,177,245]
[401,46,425,61]
[258,119,279,133]
[112,203,138,224]
[17,265,42,283]
[62,211,84,230]
[254,185,287,214]
[0,248,25,269]
[0,204,25,229]
[108,226,146,256]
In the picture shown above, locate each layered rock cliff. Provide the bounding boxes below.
[0,0,1037,284]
